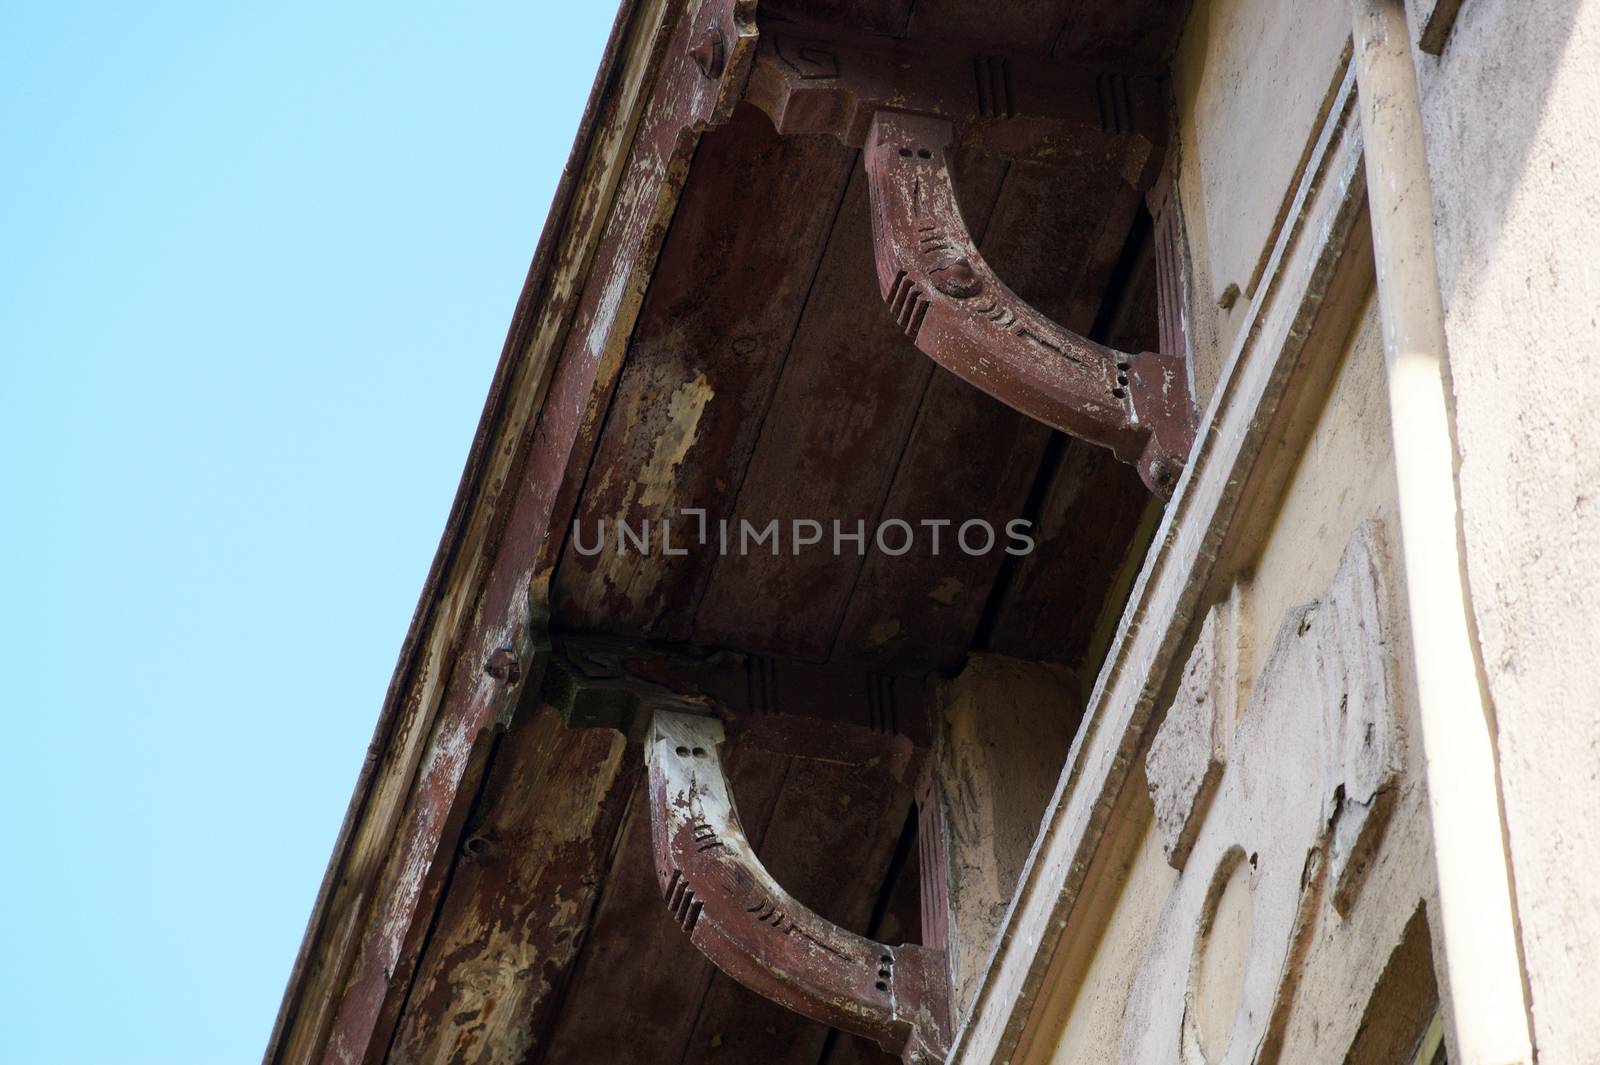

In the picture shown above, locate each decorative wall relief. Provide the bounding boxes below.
[1125,522,1404,1064]
[1146,592,1248,870]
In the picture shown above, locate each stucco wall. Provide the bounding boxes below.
[1042,809,1173,1065]
[1034,273,1440,1060]
[1173,0,1352,404]
[1413,4,1600,1060]
[970,3,1596,1060]
[1163,2,1600,1059]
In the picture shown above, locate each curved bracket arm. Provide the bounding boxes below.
[864,110,1193,496]
[647,711,950,1063]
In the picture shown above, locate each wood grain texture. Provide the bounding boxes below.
[554,105,856,641]
[385,709,634,1065]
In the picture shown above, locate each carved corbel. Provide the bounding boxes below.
[647,710,951,1064]
[863,111,1192,496]
[740,31,1194,495]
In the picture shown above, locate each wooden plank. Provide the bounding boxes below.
[539,635,937,748]
[831,371,1049,671]
[384,709,634,1065]
[553,105,856,641]
[904,0,1075,57]
[979,205,1162,672]
[536,648,930,1064]
[690,155,1008,662]
[949,68,1371,1064]
[299,5,765,1062]
[1050,0,1188,70]
[982,159,1140,329]
[756,0,914,37]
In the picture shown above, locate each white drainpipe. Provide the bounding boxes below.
[1351,1,1533,1062]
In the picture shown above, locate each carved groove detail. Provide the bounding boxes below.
[647,711,950,1061]
[867,673,899,734]
[1094,72,1132,134]
[917,223,954,257]
[665,868,704,934]
[692,820,724,853]
[745,654,778,714]
[888,270,931,340]
[972,55,1015,117]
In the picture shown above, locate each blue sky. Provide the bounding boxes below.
[0,4,615,1061]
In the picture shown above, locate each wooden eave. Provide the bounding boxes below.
[266,2,689,1059]
[268,1,1187,1062]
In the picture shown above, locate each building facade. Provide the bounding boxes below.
[267,2,1599,1063]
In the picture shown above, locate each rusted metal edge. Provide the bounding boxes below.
[647,710,952,1064]
[262,2,683,1061]
[951,61,1371,1064]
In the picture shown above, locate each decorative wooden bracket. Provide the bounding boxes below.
[742,31,1194,495]
[647,710,951,1064]
[864,111,1192,496]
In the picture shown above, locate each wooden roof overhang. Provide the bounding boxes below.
[267,2,1189,1063]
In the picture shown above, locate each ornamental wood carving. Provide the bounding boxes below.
[742,31,1194,496]
[647,710,952,1063]
[864,111,1191,496]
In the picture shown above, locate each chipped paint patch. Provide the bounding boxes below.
[637,372,713,508]
[867,619,902,647]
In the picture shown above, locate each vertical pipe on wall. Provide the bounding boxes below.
[1350,2,1533,1062]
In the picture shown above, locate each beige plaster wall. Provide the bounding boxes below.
[1172,0,1352,402]
[1159,1,1600,1058]
[1042,810,1174,1065]
[1019,1,1598,1059]
[1411,4,1600,1059]
[1037,285,1439,1061]
[1256,308,1441,1064]
[937,655,1081,1021]
[1248,292,1397,667]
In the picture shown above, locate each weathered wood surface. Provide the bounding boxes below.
[757,0,914,38]
[687,164,960,660]
[830,369,1049,671]
[271,2,767,1061]
[819,157,1033,671]
[553,104,856,641]
[385,709,635,1064]
[540,742,789,1065]
[832,151,1144,671]
[274,0,1200,1059]
[675,740,920,1064]
[982,439,1151,670]
[758,0,1184,69]
[537,715,919,1065]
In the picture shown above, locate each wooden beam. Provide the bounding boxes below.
[266,1,765,1061]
